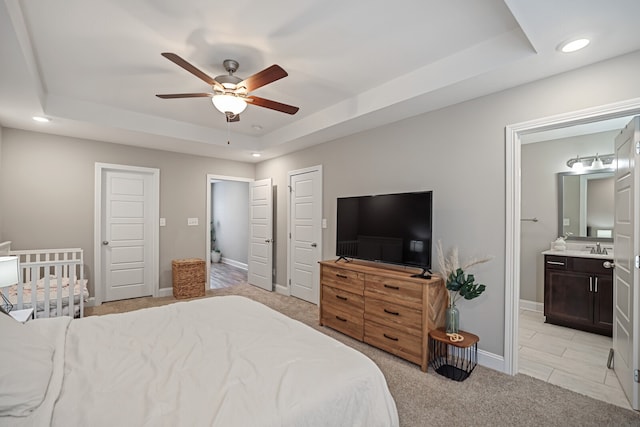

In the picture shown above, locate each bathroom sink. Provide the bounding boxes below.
[543,248,614,259]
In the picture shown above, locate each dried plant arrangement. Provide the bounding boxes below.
[435,240,492,305]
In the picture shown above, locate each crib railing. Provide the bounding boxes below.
[9,248,85,319]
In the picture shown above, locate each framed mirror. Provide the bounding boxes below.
[557,168,614,242]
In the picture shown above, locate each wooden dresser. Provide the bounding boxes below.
[319,259,447,371]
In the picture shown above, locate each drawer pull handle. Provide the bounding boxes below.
[383,308,399,316]
[546,261,565,266]
[335,315,347,322]
[383,284,400,290]
[336,274,348,279]
[383,333,399,341]
[336,295,348,301]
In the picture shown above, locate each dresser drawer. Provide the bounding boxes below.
[364,320,422,365]
[321,265,364,295]
[364,297,422,336]
[322,285,364,313]
[365,275,423,309]
[321,303,364,340]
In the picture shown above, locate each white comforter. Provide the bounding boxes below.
[16,296,399,426]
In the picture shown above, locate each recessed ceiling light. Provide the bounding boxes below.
[558,38,590,53]
[32,116,51,123]
[252,153,261,158]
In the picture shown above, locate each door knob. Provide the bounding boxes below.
[603,261,615,269]
[102,241,109,245]
[264,239,272,243]
[311,243,317,247]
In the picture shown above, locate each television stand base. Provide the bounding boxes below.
[411,268,432,280]
[335,256,352,263]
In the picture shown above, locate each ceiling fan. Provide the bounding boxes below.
[156,53,299,122]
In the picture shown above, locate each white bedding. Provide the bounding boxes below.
[5,296,399,426]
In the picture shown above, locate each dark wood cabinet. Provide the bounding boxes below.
[544,255,613,336]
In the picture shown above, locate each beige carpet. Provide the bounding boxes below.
[87,284,640,427]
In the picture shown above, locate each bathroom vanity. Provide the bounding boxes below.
[543,250,614,336]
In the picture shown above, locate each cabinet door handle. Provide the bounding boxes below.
[546,261,565,266]
[336,274,348,279]
[336,295,348,301]
[335,315,347,322]
[383,308,400,316]
[383,284,400,290]
[594,276,598,293]
[383,333,399,341]
[589,277,593,292]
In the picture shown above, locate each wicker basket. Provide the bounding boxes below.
[172,258,206,299]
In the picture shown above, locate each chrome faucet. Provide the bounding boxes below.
[590,242,608,255]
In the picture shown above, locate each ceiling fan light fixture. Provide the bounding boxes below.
[212,94,247,115]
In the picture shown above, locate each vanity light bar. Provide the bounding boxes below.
[566,153,615,169]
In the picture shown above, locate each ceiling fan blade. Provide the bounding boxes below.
[156,93,213,99]
[226,114,240,123]
[247,96,299,115]
[238,65,288,93]
[161,52,224,90]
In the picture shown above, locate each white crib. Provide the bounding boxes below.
[1,242,88,319]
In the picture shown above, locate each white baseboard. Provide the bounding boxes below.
[158,287,173,297]
[478,349,505,373]
[220,258,248,270]
[275,283,288,295]
[520,299,543,313]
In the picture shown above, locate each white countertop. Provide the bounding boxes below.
[542,249,613,260]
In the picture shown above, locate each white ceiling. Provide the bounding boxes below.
[2,0,640,162]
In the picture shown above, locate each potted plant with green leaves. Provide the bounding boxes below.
[210,220,221,263]
[436,240,490,334]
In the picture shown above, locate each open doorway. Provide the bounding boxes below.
[519,128,626,408]
[206,175,251,289]
[506,98,640,410]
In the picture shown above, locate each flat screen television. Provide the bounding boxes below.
[336,191,433,277]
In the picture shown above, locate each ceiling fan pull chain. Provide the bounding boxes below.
[226,116,231,144]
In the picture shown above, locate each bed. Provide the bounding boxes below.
[0,295,399,426]
[0,242,88,319]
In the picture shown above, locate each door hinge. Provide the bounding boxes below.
[288,185,293,193]
[289,232,292,239]
[288,278,291,285]
[636,141,640,155]
[635,369,639,383]
[636,255,640,269]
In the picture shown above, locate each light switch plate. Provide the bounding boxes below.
[322,218,327,229]
[160,218,166,227]
[187,217,198,226]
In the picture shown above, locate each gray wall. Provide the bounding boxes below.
[256,50,640,356]
[520,131,616,303]
[2,49,640,358]
[211,180,249,265]
[0,128,254,293]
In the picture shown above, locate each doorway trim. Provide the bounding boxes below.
[205,174,254,282]
[505,97,640,375]
[94,163,160,305]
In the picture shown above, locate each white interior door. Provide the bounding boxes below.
[101,168,157,302]
[289,167,322,304]
[613,116,640,410]
[248,178,273,291]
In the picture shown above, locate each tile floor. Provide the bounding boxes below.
[518,309,631,410]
